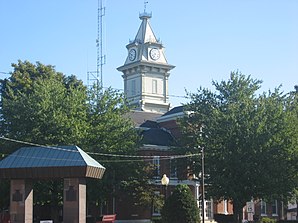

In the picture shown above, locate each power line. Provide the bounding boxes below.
[168,94,189,99]
[98,155,198,163]
[0,136,199,161]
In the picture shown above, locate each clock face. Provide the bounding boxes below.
[150,48,160,60]
[128,49,136,61]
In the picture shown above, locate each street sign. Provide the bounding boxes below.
[248,213,254,221]
[246,201,254,213]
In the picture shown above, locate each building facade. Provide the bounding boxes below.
[116,9,286,223]
[115,11,233,223]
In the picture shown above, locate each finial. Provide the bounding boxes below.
[144,0,149,13]
[139,0,151,20]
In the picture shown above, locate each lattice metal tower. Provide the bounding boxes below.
[87,0,106,91]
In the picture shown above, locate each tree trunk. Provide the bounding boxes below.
[296,199,298,221]
[233,201,243,223]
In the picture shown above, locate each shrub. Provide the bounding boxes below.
[161,184,200,223]
[260,217,277,223]
[214,214,234,223]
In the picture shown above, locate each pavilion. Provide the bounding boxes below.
[0,145,105,223]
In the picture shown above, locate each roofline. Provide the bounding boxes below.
[139,144,171,151]
[117,60,175,73]
[156,111,184,123]
[0,166,105,179]
[156,110,194,123]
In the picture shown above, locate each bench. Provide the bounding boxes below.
[96,214,116,223]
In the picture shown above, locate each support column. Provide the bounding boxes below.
[63,178,86,223]
[10,179,33,223]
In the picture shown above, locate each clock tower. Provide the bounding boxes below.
[117,12,175,114]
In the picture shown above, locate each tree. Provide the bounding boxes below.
[0,60,157,217]
[161,184,200,223]
[84,86,153,213]
[0,60,89,221]
[0,60,88,146]
[284,85,298,219]
[179,71,298,223]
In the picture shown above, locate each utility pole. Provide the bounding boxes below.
[201,146,205,223]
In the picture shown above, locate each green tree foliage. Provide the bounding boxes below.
[0,60,88,146]
[84,87,155,211]
[86,86,138,153]
[161,184,200,223]
[0,60,156,215]
[285,86,298,218]
[179,71,298,223]
[0,61,88,221]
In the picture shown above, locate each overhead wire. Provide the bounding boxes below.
[0,136,199,163]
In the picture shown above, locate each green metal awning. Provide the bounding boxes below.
[0,146,105,179]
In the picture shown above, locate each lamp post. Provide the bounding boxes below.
[201,147,205,223]
[161,174,169,202]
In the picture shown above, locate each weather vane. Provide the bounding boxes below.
[144,0,149,13]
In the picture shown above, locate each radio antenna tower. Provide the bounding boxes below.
[87,0,106,92]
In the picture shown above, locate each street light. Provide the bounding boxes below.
[161,174,169,201]
[201,147,205,223]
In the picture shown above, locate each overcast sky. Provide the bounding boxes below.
[1,0,297,106]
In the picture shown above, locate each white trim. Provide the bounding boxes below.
[170,157,177,178]
[151,178,199,187]
[272,200,278,216]
[156,111,185,122]
[139,144,170,151]
[152,156,160,177]
[206,199,214,219]
[152,79,157,94]
[260,200,267,216]
[223,200,228,215]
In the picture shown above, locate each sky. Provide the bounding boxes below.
[1,0,297,107]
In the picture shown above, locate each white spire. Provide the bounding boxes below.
[134,13,158,45]
[117,10,175,114]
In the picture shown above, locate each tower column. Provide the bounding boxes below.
[10,179,33,223]
[63,178,86,223]
[164,74,169,103]
[117,12,175,113]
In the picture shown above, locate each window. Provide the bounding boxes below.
[206,200,213,219]
[131,80,136,96]
[199,200,213,220]
[272,200,278,216]
[152,79,157,94]
[152,156,160,177]
[261,200,267,216]
[170,158,177,178]
[152,191,161,216]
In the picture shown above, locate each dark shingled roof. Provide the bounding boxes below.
[140,120,159,129]
[141,128,176,146]
[161,106,184,117]
[0,146,105,179]
[126,110,162,127]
